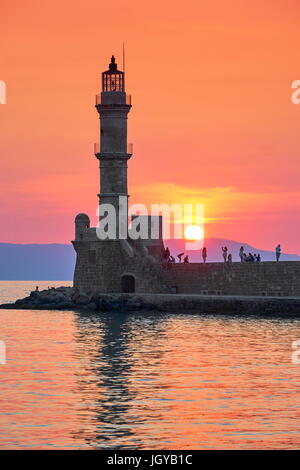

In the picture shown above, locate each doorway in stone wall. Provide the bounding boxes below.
[121,274,135,293]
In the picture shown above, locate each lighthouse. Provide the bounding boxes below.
[72,56,167,294]
[95,55,132,238]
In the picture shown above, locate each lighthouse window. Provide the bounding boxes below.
[103,73,124,92]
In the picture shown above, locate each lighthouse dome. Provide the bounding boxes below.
[75,213,90,226]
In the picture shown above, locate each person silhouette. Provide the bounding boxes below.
[276,244,281,262]
[164,247,170,259]
[222,246,228,262]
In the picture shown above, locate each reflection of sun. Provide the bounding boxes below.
[184,225,204,240]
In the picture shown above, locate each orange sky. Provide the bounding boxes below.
[0,0,300,253]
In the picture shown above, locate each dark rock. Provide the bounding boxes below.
[71,289,81,302]
[25,301,39,309]
[0,303,16,309]
[98,299,110,311]
[45,294,67,304]
[37,297,57,305]
[87,302,97,311]
[126,302,142,311]
[140,302,156,310]
[54,302,72,309]
[15,297,31,305]
[75,293,90,305]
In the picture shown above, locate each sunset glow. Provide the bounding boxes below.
[184,225,204,241]
[2,2,300,453]
[1,0,300,253]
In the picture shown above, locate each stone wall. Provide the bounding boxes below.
[163,261,300,297]
[73,215,300,297]
[72,238,170,294]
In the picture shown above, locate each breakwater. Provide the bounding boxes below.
[1,287,300,317]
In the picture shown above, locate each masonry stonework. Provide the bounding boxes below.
[163,262,300,297]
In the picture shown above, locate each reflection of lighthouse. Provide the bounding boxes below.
[71,313,142,448]
[71,311,168,449]
[95,55,132,238]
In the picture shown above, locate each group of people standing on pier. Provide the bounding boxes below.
[163,247,189,263]
[238,246,261,263]
[163,244,282,264]
[163,246,210,264]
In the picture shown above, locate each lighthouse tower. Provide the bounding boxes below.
[72,56,167,294]
[95,55,132,237]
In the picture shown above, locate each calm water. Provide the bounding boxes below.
[0,281,300,449]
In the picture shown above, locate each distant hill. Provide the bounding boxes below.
[0,243,75,280]
[0,240,299,280]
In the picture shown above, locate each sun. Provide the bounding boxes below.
[184,225,204,240]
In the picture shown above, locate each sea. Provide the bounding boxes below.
[0,280,300,449]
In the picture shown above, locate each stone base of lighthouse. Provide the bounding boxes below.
[72,213,170,294]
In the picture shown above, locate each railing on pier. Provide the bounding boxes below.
[95,94,132,105]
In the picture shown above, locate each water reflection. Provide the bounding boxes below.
[1,297,300,449]
[70,312,300,449]
[73,313,169,449]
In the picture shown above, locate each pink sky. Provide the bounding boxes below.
[0,0,300,253]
